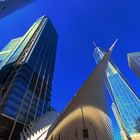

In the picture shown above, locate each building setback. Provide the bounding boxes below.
[94,47,140,140]
[127,52,140,78]
[0,16,58,139]
[0,0,35,18]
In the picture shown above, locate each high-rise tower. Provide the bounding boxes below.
[127,52,140,78]
[0,16,58,139]
[94,47,140,140]
[0,0,36,18]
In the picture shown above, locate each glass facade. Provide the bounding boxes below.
[0,38,22,69]
[0,16,57,139]
[127,52,140,78]
[94,47,140,138]
[0,0,35,18]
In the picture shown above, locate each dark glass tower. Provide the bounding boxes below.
[127,52,140,78]
[0,0,36,18]
[94,47,140,140]
[0,16,58,139]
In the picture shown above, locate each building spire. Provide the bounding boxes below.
[93,41,97,48]
[109,38,118,51]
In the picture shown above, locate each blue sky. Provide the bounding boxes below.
[0,0,140,139]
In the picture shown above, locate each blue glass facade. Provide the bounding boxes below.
[0,0,36,18]
[94,47,140,139]
[128,52,140,78]
[0,16,57,139]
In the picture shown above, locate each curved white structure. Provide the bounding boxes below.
[20,110,59,140]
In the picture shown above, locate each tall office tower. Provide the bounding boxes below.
[0,0,35,18]
[94,47,140,140]
[46,46,115,140]
[0,16,58,139]
[127,52,140,78]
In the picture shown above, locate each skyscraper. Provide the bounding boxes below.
[46,46,115,140]
[127,52,140,78]
[0,16,58,139]
[0,0,36,18]
[94,47,140,140]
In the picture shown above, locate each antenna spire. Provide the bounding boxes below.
[93,41,97,48]
[109,38,118,51]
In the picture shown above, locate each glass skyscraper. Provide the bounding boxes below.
[127,52,140,78]
[94,47,140,140]
[0,0,36,18]
[0,16,58,139]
